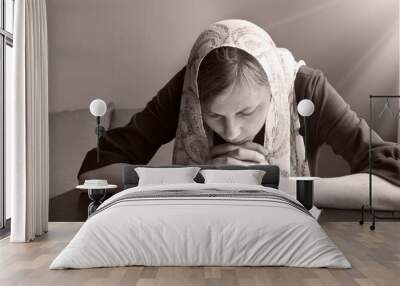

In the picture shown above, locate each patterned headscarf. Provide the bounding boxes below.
[172,19,310,177]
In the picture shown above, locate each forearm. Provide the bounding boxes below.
[314,173,400,210]
[78,67,185,178]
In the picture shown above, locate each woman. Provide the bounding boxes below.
[173,20,309,177]
[78,20,400,207]
[187,46,277,167]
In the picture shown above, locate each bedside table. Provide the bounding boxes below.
[289,177,320,211]
[76,184,117,217]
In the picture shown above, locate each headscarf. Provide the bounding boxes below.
[172,19,310,177]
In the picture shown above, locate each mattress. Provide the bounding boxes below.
[50,183,351,269]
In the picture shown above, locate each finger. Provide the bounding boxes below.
[210,143,241,158]
[210,156,256,166]
[210,142,268,158]
[238,142,268,156]
[225,148,266,163]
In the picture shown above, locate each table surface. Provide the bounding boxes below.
[50,188,400,222]
[76,184,118,190]
[288,176,320,180]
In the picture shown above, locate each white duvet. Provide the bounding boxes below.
[50,183,351,269]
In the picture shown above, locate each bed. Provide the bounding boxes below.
[50,165,350,269]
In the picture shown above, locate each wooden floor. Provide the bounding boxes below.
[1,222,400,286]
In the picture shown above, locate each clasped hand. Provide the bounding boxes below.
[208,142,269,165]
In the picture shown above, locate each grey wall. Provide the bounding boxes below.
[47,0,399,178]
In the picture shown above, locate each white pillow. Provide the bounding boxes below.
[135,167,201,186]
[200,169,266,185]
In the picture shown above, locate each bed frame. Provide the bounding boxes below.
[123,164,280,190]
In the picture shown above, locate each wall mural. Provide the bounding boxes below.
[47,1,400,203]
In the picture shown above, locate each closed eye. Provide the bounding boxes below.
[238,110,253,116]
[206,112,221,119]
[238,106,258,116]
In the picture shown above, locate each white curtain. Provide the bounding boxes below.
[8,0,49,242]
[398,98,400,143]
[398,98,400,142]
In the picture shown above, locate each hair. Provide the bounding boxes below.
[197,46,269,105]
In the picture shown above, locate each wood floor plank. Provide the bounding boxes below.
[0,222,399,286]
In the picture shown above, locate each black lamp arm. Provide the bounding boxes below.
[304,116,308,163]
[95,116,106,163]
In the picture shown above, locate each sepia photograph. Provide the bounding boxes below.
[1,1,400,285]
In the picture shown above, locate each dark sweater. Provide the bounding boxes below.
[78,65,400,186]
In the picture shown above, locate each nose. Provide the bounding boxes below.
[223,117,241,143]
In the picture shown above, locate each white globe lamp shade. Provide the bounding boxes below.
[297,99,314,117]
[90,99,107,117]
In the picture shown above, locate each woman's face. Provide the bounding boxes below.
[201,79,271,145]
